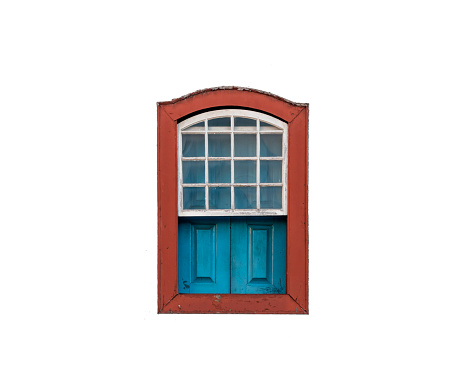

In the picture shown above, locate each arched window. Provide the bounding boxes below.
[178,109,288,216]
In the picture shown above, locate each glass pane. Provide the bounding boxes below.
[234,117,256,130]
[208,134,231,157]
[183,187,205,209]
[208,161,231,183]
[234,187,257,209]
[260,186,282,209]
[208,117,230,131]
[260,160,282,183]
[234,134,256,157]
[260,134,282,157]
[182,134,205,157]
[182,161,205,183]
[209,187,231,209]
[183,121,205,131]
[234,160,256,183]
[260,121,280,131]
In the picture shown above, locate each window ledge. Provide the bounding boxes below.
[159,293,308,314]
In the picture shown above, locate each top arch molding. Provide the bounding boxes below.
[157,86,308,124]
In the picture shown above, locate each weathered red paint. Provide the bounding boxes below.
[157,87,309,314]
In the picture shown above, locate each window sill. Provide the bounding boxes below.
[159,293,308,314]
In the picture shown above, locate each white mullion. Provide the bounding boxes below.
[207,157,232,161]
[182,157,206,161]
[233,157,258,161]
[205,119,209,210]
[178,124,182,214]
[196,129,231,133]
[231,115,234,210]
[256,118,260,209]
[283,118,288,215]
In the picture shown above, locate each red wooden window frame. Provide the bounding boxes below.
[157,87,308,314]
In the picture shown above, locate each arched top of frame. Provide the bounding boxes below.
[157,86,308,124]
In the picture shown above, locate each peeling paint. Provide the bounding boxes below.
[157,86,308,107]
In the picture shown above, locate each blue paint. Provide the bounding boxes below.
[178,217,231,293]
[178,217,286,294]
[231,217,286,294]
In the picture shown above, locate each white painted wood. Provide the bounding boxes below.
[205,119,209,210]
[256,118,260,209]
[230,115,235,210]
[177,109,288,216]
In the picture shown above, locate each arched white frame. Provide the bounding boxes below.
[178,109,288,216]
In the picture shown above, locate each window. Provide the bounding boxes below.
[157,87,308,314]
[178,109,288,215]
[178,110,287,295]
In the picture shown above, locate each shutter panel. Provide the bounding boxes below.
[178,217,230,294]
[231,217,286,294]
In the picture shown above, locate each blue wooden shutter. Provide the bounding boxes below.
[178,217,231,293]
[230,217,286,294]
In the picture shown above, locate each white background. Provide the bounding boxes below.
[1,1,471,364]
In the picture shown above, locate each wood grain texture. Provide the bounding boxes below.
[162,294,306,314]
[287,107,309,312]
[157,105,179,311]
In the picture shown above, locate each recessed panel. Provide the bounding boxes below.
[249,228,270,282]
[192,225,216,283]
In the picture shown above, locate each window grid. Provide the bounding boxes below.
[178,110,287,216]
